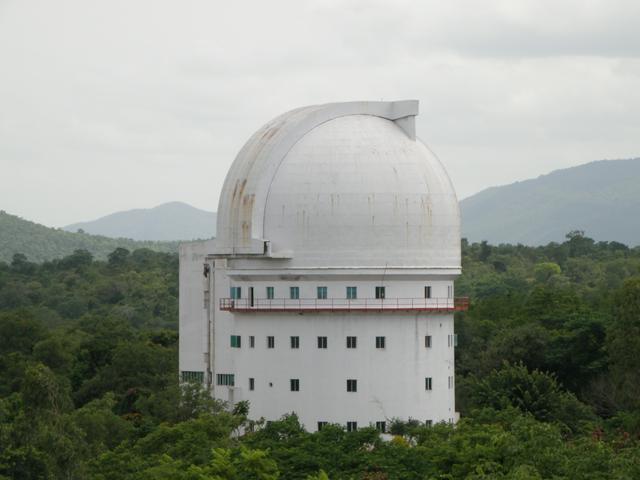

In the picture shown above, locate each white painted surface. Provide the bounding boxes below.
[215,100,421,256]
[178,240,215,375]
[179,100,463,430]
[223,279,454,302]
[214,101,460,268]
[262,115,460,268]
[217,312,455,430]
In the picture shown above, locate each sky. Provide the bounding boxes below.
[1,0,639,227]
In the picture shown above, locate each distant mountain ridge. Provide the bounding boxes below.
[0,211,178,263]
[460,158,640,246]
[64,201,216,241]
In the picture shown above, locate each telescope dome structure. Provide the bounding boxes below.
[216,100,460,268]
[180,101,466,432]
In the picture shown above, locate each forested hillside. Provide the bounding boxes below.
[460,158,640,245]
[1,233,640,478]
[0,210,179,263]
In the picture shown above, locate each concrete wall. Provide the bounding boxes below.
[178,240,215,376]
[199,264,457,430]
[223,278,454,303]
[214,310,456,430]
[180,255,459,430]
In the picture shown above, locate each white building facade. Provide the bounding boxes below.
[179,100,466,432]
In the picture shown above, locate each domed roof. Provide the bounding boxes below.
[215,101,460,269]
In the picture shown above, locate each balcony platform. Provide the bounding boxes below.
[219,297,469,313]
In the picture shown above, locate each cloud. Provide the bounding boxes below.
[0,0,639,226]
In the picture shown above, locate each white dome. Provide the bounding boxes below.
[216,101,460,269]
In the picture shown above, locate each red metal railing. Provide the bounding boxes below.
[219,297,469,313]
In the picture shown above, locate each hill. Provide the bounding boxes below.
[64,201,216,241]
[0,210,179,263]
[460,158,640,246]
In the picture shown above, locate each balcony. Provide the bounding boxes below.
[219,297,469,313]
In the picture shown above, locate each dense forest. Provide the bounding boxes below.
[1,232,640,479]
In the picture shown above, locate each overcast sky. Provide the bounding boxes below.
[1,0,639,227]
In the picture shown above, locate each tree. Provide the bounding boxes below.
[72,393,134,454]
[33,335,74,373]
[21,363,72,416]
[10,253,36,275]
[478,241,492,262]
[306,470,330,480]
[0,312,45,356]
[466,362,594,433]
[606,277,640,410]
[533,262,561,283]
[108,248,130,267]
[59,249,93,270]
[565,231,596,257]
[135,380,225,424]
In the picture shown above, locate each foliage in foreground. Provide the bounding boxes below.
[0,233,639,478]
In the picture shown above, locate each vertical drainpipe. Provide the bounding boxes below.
[205,258,214,392]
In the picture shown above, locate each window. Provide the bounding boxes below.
[375,286,385,299]
[317,421,328,431]
[290,286,300,299]
[267,336,275,348]
[317,336,327,349]
[216,373,235,386]
[346,421,358,432]
[346,336,357,349]
[447,285,453,298]
[266,286,274,299]
[346,286,357,299]
[448,334,458,348]
[347,379,357,392]
[249,378,255,391]
[181,371,204,383]
[230,286,241,299]
[317,286,328,299]
[425,420,433,427]
[425,377,433,391]
[425,335,432,348]
[290,379,300,391]
[375,421,387,433]
[375,336,386,349]
[448,376,454,389]
[250,336,255,348]
[425,286,432,299]
[230,335,241,348]
[290,336,300,349]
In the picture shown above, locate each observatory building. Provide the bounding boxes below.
[179,100,467,431]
